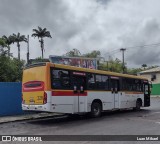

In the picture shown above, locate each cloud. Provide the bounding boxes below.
[0,0,160,67]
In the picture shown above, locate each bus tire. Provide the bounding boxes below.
[133,100,141,111]
[91,102,102,118]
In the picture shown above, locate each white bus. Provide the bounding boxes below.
[22,62,151,117]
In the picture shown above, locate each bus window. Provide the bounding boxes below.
[96,75,108,90]
[122,78,144,92]
[72,76,86,91]
[88,73,96,89]
[122,78,133,91]
[144,84,149,94]
[110,79,120,91]
[51,69,71,89]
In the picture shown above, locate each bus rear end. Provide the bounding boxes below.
[22,63,51,112]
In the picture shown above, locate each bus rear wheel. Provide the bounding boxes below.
[133,100,141,111]
[91,102,102,118]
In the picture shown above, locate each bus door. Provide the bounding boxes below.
[144,81,150,106]
[72,72,87,113]
[110,77,120,109]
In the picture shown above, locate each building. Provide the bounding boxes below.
[139,67,160,96]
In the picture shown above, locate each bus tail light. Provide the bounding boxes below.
[22,93,24,104]
[43,92,47,104]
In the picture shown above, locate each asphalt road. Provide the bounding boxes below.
[1,97,160,144]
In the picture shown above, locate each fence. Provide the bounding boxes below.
[151,83,160,96]
[0,82,23,116]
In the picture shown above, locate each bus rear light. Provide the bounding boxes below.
[22,93,25,104]
[43,92,47,104]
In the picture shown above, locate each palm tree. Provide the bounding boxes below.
[0,38,6,47]
[2,35,14,57]
[0,38,7,56]
[12,33,27,60]
[142,64,147,70]
[32,26,52,59]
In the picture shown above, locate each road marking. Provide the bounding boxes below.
[152,112,160,114]
[155,122,160,124]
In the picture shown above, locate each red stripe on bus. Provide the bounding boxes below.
[52,91,87,96]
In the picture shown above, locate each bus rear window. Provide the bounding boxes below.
[24,81,42,88]
[23,81,44,92]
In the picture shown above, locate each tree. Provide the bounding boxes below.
[28,57,49,64]
[0,37,25,82]
[32,26,52,59]
[2,35,14,57]
[127,68,142,75]
[0,38,7,56]
[12,33,27,60]
[142,64,147,70]
[83,50,101,58]
[0,54,25,82]
[65,48,81,57]
[0,38,7,48]
[99,58,123,72]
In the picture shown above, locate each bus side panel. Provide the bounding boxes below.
[120,92,144,108]
[79,96,88,113]
[51,95,74,114]
[51,93,88,114]
[120,92,133,108]
[87,91,114,111]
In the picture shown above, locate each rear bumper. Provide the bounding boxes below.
[22,103,51,112]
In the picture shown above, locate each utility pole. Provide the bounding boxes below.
[27,35,30,64]
[104,60,109,71]
[120,48,126,73]
[106,61,109,71]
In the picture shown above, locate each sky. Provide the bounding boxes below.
[0,0,160,68]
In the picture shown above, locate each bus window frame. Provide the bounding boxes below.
[50,67,72,90]
[87,73,96,90]
[121,78,144,92]
[95,74,109,90]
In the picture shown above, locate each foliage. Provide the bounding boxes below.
[0,38,7,48]
[28,57,49,64]
[12,33,28,60]
[127,68,142,75]
[0,47,7,57]
[2,35,14,57]
[0,54,25,82]
[65,48,81,57]
[83,50,101,58]
[32,26,52,59]
[98,58,123,73]
[141,64,147,70]
[32,26,52,39]
[0,38,8,56]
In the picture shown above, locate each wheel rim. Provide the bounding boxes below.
[93,105,99,115]
[94,107,98,113]
[136,101,140,109]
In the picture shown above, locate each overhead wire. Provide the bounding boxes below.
[104,42,160,56]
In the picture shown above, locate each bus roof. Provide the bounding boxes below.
[48,62,148,80]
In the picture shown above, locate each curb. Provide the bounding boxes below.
[151,95,160,98]
[0,113,65,124]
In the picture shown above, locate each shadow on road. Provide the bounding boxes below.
[27,108,151,126]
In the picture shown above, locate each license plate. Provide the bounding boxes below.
[29,98,35,104]
[28,105,35,109]
[29,101,35,104]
